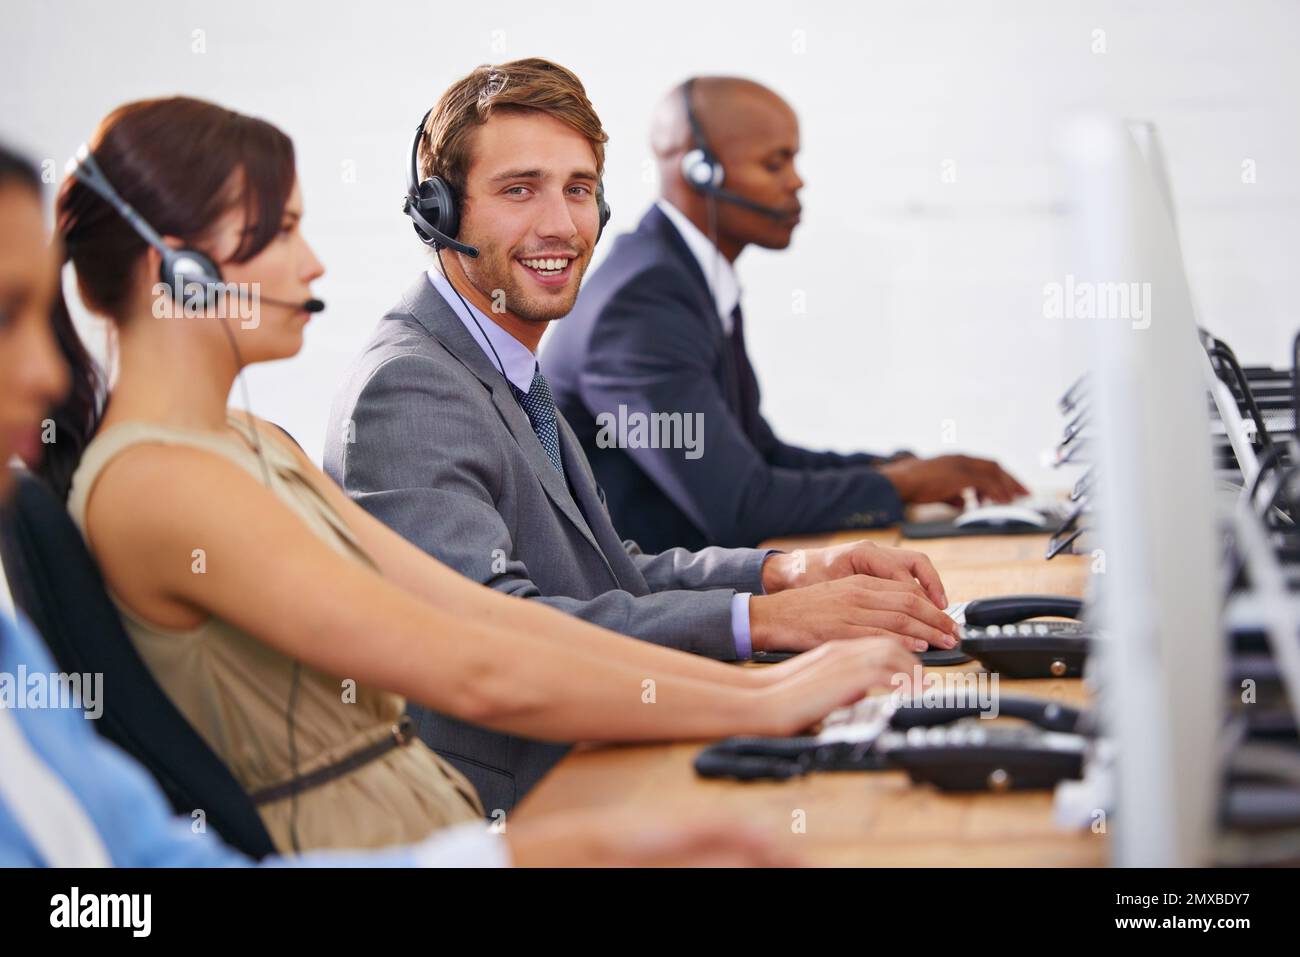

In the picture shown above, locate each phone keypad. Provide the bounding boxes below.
[963,621,1087,639]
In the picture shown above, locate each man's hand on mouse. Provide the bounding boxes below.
[877,454,1028,506]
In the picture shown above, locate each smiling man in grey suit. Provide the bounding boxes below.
[324,59,959,815]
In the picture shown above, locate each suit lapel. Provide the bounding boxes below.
[492,386,606,558]
[555,417,622,581]
[643,205,712,303]
[642,207,744,415]
[400,273,605,555]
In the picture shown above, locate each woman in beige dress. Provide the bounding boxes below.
[39,96,933,857]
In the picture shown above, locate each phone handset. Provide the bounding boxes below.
[962,594,1084,626]
[953,594,1091,678]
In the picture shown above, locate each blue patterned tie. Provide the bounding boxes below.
[510,364,565,478]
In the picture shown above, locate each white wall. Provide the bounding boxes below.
[2,0,1297,493]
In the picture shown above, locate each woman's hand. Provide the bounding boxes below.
[754,637,918,737]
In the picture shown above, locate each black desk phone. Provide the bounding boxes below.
[754,595,1092,676]
[694,693,1089,792]
[955,594,1091,679]
[874,723,1088,792]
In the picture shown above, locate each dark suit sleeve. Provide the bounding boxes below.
[577,265,904,547]
[337,353,741,660]
[744,399,890,470]
[730,311,900,471]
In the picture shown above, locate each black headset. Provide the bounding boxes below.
[679,78,794,221]
[402,108,612,257]
[67,145,227,310]
[65,145,324,316]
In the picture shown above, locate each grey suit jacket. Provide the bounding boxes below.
[323,272,769,814]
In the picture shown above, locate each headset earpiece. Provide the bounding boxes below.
[158,246,224,311]
[403,109,479,258]
[681,147,724,191]
[595,180,612,245]
[681,79,726,193]
[405,174,462,248]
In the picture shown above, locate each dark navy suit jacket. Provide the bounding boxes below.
[545,204,904,553]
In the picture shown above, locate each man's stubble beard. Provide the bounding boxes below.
[461,239,591,323]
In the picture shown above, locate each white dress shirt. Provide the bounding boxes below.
[655,198,741,334]
[426,266,538,391]
[423,265,758,659]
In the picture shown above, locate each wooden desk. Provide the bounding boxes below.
[513,529,1105,866]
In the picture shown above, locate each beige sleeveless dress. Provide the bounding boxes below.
[66,411,483,854]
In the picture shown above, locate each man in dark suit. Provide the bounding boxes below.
[545,76,1027,552]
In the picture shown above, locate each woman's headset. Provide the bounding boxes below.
[65,144,324,316]
[66,144,227,310]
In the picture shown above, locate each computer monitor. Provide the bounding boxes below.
[1125,120,1178,227]
[1062,116,1225,866]
[1126,121,1262,486]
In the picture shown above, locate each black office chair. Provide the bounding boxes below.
[0,468,276,859]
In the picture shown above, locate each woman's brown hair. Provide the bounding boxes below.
[42,96,296,499]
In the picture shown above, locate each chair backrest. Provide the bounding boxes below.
[0,468,275,859]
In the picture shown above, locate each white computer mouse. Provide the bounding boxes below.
[953,505,1049,530]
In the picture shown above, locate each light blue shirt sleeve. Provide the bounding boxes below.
[0,612,507,868]
[729,593,753,660]
[729,546,785,659]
